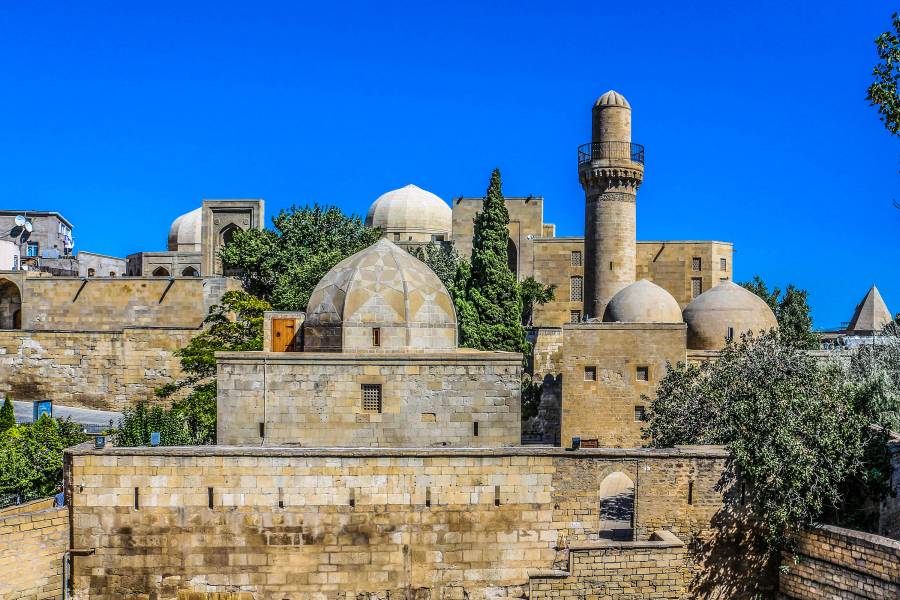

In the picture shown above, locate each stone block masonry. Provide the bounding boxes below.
[779,525,900,600]
[0,499,68,599]
[64,444,747,600]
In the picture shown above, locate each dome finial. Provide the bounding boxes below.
[595,90,631,109]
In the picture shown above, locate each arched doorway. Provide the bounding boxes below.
[181,266,199,277]
[507,238,518,278]
[0,278,22,329]
[152,266,170,277]
[598,471,635,540]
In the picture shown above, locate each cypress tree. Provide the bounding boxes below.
[0,397,15,433]
[456,169,528,353]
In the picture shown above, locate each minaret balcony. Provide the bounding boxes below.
[577,141,645,165]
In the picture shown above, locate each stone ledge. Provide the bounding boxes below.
[527,569,570,579]
[562,322,687,331]
[216,350,524,365]
[568,530,684,551]
[66,441,729,459]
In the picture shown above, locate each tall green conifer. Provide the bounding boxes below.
[0,398,14,433]
[456,169,528,353]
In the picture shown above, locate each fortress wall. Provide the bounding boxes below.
[0,500,68,600]
[216,352,522,447]
[779,525,900,600]
[13,275,239,331]
[0,327,196,411]
[65,446,734,600]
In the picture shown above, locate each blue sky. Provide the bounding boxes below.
[0,1,897,328]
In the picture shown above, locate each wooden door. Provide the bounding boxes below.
[272,319,297,352]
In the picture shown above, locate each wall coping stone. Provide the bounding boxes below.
[562,322,687,331]
[65,441,729,459]
[569,530,684,551]
[813,524,900,552]
[527,569,570,579]
[215,350,524,365]
[0,325,202,334]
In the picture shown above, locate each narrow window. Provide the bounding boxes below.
[634,405,647,422]
[571,251,582,266]
[133,487,139,510]
[609,261,613,271]
[372,327,381,347]
[349,488,356,508]
[361,384,382,413]
[473,421,479,437]
[278,487,284,509]
[636,366,649,381]
[26,242,39,257]
[570,310,581,323]
[570,276,583,301]
[494,485,501,507]
[720,258,727,271]
[726,327,734,342]
[584,366,597,381]
[691,257,701,271]
[207,487,214,508]
[431,234,445,242]
[259,422,265,438]
[425,487,432,508]
[691,278,702,299]
[688,481,694,505]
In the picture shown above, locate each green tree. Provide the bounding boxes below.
[520,276,555,326]
[219,205,382,310]
[0,398,14,433]
[645,332,869,550]
[114,402,192,447]
[741,276,819,349]
[153,290,270,445]
[455,169,528,353]
[409,242,467,299]
[867,12,900,135]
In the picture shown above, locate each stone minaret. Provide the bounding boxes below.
[579,90,644,319]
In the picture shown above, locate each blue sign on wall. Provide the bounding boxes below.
[33,400,52,421]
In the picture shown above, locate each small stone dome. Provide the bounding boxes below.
[595,90,631,109]
[683,281,778,350]
[603,280,683,323]
[167,207,202,252]
[365,184,452,241]
[304,239,457,352]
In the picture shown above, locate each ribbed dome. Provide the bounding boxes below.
[304,239,457,352]
[365,184,452,239]
[683,281,778,350]
[603,279,683,323]
[167,207,202,252]
[595,90,631,109]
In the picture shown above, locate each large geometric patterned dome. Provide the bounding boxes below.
[683,281,778,350]
[167,207,202,252]
[304,239,457,352]
[365,184,452,242]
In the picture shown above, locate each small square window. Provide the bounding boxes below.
[570,276,583,301]
[634,406,647,422]
[361,384,382,413]
[720,258,727,271]
[691,278,702,299]
[570,310,581,323]
[571,251,582,267]
[26,242,39,257]
[372,327,381,347]
[636,366,649,381]
[431,234,445,242]
[393,233,401,242]
[691,257,701,272]
[584,366,597,381]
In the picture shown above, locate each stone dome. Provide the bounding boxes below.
[304,239,457,352]
[167,207,202,252]
[365,184,452,241]
[602,279,683,323]
[683,281,778,350]
[595,90,631,109]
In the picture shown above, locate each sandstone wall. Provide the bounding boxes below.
[216,352,522,447]
[0,499,68,599]
[65,445,736,600]
[779,525,900,600]
[561,323,687,448]
[0,327,196,411]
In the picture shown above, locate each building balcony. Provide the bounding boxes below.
[577,141,645,165]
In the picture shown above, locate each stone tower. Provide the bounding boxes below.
[579,90,644,319]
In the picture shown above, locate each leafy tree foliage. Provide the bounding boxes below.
[150,290,270,445]
[114,402,192,447]
[219,205,382,310]
[0,398,14,433]
[867,12,900,135]
[520,277,555,327]
[645,332,871,550]
[741,276,818,349]
[0,416,88,506]
[455,169,528,353]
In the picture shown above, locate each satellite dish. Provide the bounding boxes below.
[24,221,33,233]
[14,215,25,227]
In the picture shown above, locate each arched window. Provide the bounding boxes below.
[0,278,23,329]
[87,268,95,277]
[598,471,635,541]
[507,238,518,277]
[181,266,199,277]
[152,266,170,277]
[220,224,240,247]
